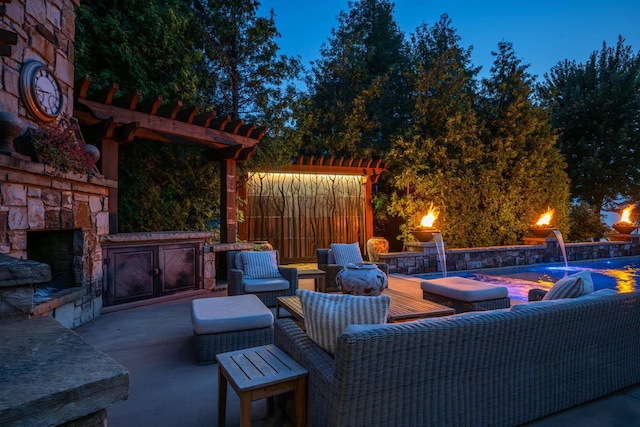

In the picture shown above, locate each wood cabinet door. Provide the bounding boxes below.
[104,242,202,306]
[106,247,156,305]
[159,243,200,294]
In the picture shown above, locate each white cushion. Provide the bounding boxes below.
[420,277,508,302]
[330,242,364,266]
[298,289,390,355]
[243,277,290,293]
[190,295,273,334]
[241,250,282,279]
[542,270,593,300]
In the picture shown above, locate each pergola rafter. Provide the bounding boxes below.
[73,75,267,242]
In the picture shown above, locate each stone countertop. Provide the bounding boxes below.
[0,317,129,426]
[0,254,51,287]
[100,230,218,244]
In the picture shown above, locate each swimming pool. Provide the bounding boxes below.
[417,257,640,302]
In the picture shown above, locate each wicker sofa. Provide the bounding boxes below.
[275,289,640,427]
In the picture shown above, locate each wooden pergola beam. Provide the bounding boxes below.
[74,78,267,240]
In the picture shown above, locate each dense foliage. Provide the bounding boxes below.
[193,0,302,170]
[304,8,570,247]
[475,42,570,245]
[75,0,636,245]
[540,37,640,239]
[295,0,412,158]
[75,0,205,102]
[75,0,301,232]
[387,15,487,246]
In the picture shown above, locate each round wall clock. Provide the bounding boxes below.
[19,60,63,122]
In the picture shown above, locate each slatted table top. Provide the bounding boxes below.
[216,344,308,392]
[276,288,454,323]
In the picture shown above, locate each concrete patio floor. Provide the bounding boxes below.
[74,273,640,427]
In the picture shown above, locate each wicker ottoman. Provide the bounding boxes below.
[420,277,510,313]
[191,294,274,365]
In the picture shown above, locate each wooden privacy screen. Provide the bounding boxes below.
[245,173,367,262]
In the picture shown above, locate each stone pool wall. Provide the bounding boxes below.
[378,236,640,275]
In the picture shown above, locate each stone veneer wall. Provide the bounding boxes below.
[0,154,116,327]
[1,0,78,120]
[379,237,640,275]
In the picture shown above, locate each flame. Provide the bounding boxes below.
[420,207,439,228]
[535,209,554,227]
[619,205,634,224]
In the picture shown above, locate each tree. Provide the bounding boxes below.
[75,0,302,231]
[477,42,570,243]
[567,202,610,242]
[387,15,485,247]
[75,0,205,103]
[295,0,412,159]
[540,37,640,214]
[192,0,303,177]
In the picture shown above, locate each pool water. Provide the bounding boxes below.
[417,257,640,302]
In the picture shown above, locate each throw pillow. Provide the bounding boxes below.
[241,251,282,279]
[542,270,593,301]
[575,270,594,294]
[330,242,364,266]
[298,289,390,355]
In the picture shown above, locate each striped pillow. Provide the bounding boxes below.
[330,242,364,267]
[542,270,593,300]
[240,251,282,279]
[298,289,390,355]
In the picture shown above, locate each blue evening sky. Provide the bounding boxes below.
[259,0,640,82]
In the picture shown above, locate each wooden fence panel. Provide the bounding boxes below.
[245,173,366,262]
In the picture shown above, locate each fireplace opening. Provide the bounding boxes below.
[27,230,81,298]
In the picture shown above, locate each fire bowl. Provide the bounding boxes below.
[528,227,556,238]
[613,223,637,234]
[410,229,439,242]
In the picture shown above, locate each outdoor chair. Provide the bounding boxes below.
[227,250,298,307]
[316,243,389,293]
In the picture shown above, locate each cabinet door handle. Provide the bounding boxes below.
[153,267,163,276]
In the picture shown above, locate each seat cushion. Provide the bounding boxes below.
[330,242,364,266]
[241,250,282,279]
[191,294,273,334]
[243,277,290,293]
[542,270,594,300]
[298,289,389,355]
[420,277,508,302]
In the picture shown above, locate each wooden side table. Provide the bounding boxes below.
[297,268,326,292]
[217,344,308,427]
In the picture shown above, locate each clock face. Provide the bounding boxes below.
[34,68,62,117]
[19,60,64,122]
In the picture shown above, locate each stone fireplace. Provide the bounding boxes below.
[0,154,115,327]
[28,229,78,290]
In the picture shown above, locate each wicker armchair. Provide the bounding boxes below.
[227,250,298,307]
[316,248,389,293]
